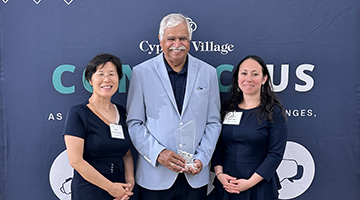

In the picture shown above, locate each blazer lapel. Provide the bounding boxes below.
[181,54,198,115]
[154,54,180,115]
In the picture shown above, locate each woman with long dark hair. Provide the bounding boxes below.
[212,55,287,200]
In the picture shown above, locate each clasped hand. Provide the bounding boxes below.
[110,182,133,200]
[217,173,251,194]
[157,149,202,175]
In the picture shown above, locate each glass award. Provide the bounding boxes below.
[175,120,196,169]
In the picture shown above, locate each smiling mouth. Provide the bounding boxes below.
[171,49,183,52]
[242,85,255,88]
[101,86,112,89]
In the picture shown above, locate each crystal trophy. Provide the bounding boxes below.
[175,120,196,169]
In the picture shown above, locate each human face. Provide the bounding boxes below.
[159,23,190,68]
[238,58,267,97]
[89,62,119,99]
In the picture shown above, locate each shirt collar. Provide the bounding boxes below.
[163,55,188,74]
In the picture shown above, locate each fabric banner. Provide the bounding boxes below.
[1,0,359,199]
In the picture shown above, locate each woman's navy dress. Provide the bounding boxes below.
[63,101,131,200]
[212,106,287,200]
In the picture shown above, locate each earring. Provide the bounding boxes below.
[237,87,241,92]
[261,85,264,93]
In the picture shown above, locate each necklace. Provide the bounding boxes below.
[88,99,111,113]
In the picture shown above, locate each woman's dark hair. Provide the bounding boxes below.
[222,55,286,123]
[84,53,123,82]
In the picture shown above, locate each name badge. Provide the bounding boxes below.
[223,111,242,125]
[110,124,125,139]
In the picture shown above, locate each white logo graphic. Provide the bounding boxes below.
[64,0,73,5]
[277,141,315,199]
[49,150,73,200]
[1,0,74,5]
[186,17,197,33]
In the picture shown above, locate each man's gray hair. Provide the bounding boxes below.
[159,13,192,41]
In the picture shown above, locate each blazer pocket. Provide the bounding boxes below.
[194,87,210,94]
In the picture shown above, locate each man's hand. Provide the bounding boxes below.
[187,159,203,175]
[157,150,186,173]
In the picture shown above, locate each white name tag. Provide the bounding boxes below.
[223,111,242,125]
[110,124,125,139]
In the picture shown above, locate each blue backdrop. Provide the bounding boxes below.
[1,0,359,199]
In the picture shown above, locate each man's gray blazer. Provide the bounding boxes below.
[126,53,221,190]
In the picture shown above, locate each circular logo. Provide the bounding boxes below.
[277,141,315,199]
[186,17,197,33]
[49,150,73,200]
